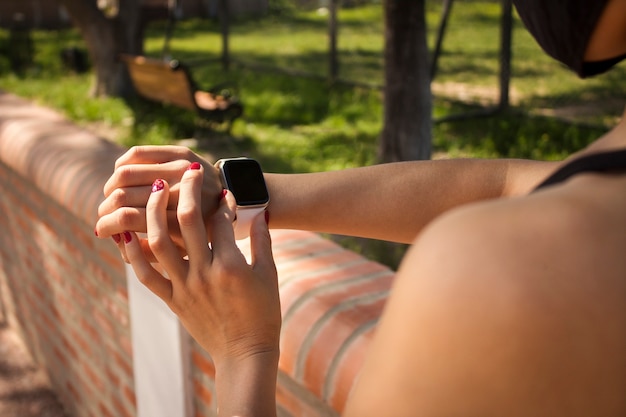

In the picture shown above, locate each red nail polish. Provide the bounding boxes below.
[123,231,132,244]
[188,162,201,170]
[94,228,99,237]
[152,179,165,193]
[218,189,227,201]
[265,210,270,225]
[112,234,121,244]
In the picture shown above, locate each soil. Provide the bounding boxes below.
[0,311,68,417]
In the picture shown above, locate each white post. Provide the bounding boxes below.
[126,264,192,417]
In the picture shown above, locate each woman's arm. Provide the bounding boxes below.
[265,158,556,243]
[95,145,558,244]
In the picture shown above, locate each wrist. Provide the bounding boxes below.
[215,350,280,417]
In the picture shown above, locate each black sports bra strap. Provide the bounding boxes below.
[533,149,626,191]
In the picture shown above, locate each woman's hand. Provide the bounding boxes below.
[95,146,223,262]
[122,162,281,416]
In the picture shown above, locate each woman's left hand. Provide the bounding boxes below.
[123,163,281,367]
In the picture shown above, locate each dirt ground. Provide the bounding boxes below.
[0,310,68,417]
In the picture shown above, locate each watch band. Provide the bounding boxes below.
[234,206,265,240]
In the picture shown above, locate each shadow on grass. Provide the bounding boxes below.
[434,101,609,159]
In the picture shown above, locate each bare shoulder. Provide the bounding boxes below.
[344,173,626,417]
[416,171,626,280]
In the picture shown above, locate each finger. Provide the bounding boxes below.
[208,190,239,261]
[250,211,277,283]
[111,232,129,264]
[177,165,212,269]
[146,179,187,279]
[124,231,173,302]
[98,185,180,217]
[125,236,184,264]
[104,160,190,198]
[98,186,152,218]
[95,206,180,239]
[114,145,202,170]
[96,206,146,238]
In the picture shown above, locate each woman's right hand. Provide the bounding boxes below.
[122,163,281,416]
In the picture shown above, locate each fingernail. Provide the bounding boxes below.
[112,234,121,244]
[188,162,201,170]
[123,231,132,244]
[218,189,227,201]
[94,228,99,237]
[152,178,165,193]
[265,210,270,225]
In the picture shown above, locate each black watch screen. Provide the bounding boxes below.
[221,159,269,206]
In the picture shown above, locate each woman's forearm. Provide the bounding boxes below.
[265,158,556,243]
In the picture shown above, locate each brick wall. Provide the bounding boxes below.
[0,91,394,416]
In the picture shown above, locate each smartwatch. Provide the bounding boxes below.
[215,157,270,240]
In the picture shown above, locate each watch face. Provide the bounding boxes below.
[221,159,269,206]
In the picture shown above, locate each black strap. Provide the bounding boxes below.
[534,149,626,191]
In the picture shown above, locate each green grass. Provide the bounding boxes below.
[0,1,622,268]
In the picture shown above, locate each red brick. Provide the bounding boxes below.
[192,348,216,379]
[112,349,134,380]
[52,345,69,368]
[193,378,214,407]
[99,402,115,417]
[280,261,389,315]
[123,384,136,407]
[279,271,392,376]
[70,328,93,357]
[303,299,385,397]
[277,248,361,279]
[80,317,101,344]
[115,285,129,304]
[105,368,120,388]
[61,333,79,358]
[82,361,105,392]
[118,334,133,358]
[103,297,129,328]
[66,380,82,404]
[326,326,375,413]
[93,308,115,338]
[111,393,135,417]
[275,376,334,417]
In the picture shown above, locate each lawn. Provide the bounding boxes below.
[0,1,623,267]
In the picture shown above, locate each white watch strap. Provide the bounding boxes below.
[234,207,265,240]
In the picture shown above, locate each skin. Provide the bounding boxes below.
[97,0,626,414]
[96,151,558,259]
[345,168,626,417]
[123,167,280,417]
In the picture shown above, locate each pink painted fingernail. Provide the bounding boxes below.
[188,162,201,170]
[123,231,132,244]
[218,189,227,201]
[112,234,121,244]
[152,179,165,193]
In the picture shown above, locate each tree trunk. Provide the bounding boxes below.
[328,0,339,82]
[58,0,143,98]
[499,0,513,110]
[379,0,432,162]
[219,0,230,71]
